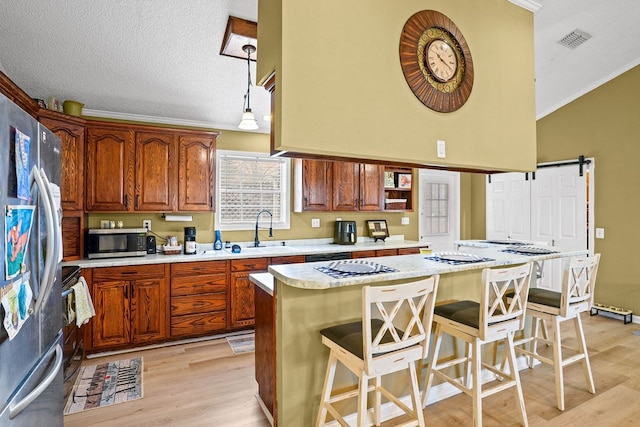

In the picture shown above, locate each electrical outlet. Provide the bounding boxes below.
[311,218,320,228]
[595,228,604,239]
[143,219,151,231]
[401,217,410,225]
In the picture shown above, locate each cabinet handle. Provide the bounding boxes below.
[194,302,205,307]
[135,194,139,209]
[124,195,128,209]
[124,286,128,299]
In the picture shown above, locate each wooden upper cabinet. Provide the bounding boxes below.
[359,163,384,211]
[135,131,178,211]
[86,125,135,211]
[302,159,332,211]
[39,114,85,211]
[178,135,216,211]
[332,161,359,211]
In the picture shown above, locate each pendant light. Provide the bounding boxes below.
[238,44,259,130]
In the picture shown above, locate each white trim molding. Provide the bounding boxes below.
[508,0,542,13]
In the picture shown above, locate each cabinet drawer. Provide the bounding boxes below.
[171,260,227,276]
[351,250,376,259]
[270,255,306,265]
[375,249,398,257]
[231,258,269,272]
[171,293,226,316]
[398,247,420,255]
[171,274,227,296]
[170,312,227,336]
[93,263,164,281]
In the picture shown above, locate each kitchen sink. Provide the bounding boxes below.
[225,245,300,255]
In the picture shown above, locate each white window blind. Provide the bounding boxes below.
[216,150,290,231]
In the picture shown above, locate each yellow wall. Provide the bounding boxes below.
[466,64,640,314]
[258,0,537,172]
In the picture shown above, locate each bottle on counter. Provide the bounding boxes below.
[214,230,223,250]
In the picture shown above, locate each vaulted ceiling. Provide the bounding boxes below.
[0,0,638,133]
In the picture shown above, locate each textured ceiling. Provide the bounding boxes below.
[0,1,638,133]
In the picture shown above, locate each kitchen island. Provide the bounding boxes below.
[252,244,588,427]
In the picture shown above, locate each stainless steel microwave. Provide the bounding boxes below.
[87,228,148,259]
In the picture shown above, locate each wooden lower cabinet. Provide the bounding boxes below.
[90,264,169,350]
[170,260,228,338]
[230,258,269,328]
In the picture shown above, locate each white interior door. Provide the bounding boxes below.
[485,172,531,241]
[419,170,460,252]
[486,160,594,292]
[531,164,589,290]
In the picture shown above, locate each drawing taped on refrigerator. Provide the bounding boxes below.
[0,92,64,426]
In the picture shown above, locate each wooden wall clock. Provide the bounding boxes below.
[399,10,474,113]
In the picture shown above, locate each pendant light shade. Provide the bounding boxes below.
[238,44,259,130]
[238,109,259,130]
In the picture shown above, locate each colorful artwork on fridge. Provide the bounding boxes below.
[4,205,35,280]
[14,129,31,201]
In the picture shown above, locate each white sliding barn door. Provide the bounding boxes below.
[485,172,531,241]
[531,165,589,290]
[486,161,593,292]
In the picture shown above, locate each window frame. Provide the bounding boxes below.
[215,149,291,232]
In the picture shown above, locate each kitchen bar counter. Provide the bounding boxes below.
[258,244,588,427]
[62,236,423,268]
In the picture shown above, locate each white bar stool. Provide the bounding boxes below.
[316,276,439,427]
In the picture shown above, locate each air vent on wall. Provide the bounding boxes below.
[558,29,591,49]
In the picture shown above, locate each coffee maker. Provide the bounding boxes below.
[184,227,197,254]
[334,220,357,245]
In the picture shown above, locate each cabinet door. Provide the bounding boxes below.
[302,159,332,211]
[92,280,130,348]
[178,135,215,211]
[230,272,257,328]
[360,164,384,211]
[332,162,359,211]
[130,277,169,343]
[135,131,178,211]
[40,116,85,211]
[86,126,135,211]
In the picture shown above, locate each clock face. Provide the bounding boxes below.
[426,39,458,82]
[399,10,474,113]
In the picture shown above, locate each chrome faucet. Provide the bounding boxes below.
[254,210,273,247]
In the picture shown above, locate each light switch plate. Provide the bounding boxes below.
[311,218,320,228]
[595,228,604,239]
[437,140,446,158]
[401,217,410,225]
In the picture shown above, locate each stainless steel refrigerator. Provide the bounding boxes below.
[0,93,63,426]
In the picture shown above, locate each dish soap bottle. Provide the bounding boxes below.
[214,230,223,250]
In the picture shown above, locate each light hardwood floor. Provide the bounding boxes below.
[64,313,640,426]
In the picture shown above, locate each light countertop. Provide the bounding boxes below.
[62,235,424,269]
[268,244,588,290]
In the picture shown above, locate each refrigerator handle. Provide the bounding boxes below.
[30,167,55,311]
[9,344,63,419]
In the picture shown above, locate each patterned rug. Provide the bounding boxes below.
[64,357,143,415]
[226,332,255,354]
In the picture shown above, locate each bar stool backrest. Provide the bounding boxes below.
[561,254,601,318]
[362,276,439,374]
[480,263,533,341]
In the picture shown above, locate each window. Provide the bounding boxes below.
[425,182,449,235]
[215,150,290,231]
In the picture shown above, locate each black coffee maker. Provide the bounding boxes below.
[334,220,357,245]
[184,227,197,254]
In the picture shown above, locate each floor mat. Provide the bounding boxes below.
[226,332,255,354]
[64,357,143,415]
